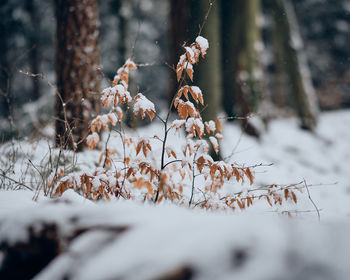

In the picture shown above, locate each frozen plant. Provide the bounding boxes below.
[50,32,300,212]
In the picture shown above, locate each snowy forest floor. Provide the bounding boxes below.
[1,110,350,279]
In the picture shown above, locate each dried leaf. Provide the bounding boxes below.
[244,168,254,185]
[291,191,297,203]
[266,196,272,207]
[216,118,222,134]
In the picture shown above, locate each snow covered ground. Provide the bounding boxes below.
[1,110,350,279]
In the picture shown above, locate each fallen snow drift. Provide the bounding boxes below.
[1,110,350,279]
[1,192,350,280]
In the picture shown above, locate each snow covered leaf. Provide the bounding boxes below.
[195,36,209,57]
[209,136,219,154]
[107,113,118,126]
[215,133,223,141]
[115,84,132,105]
[186,118,204,138]
[189,86,204,105]
[216,118,223,134]
[133,177,154,194]
[177,86,190,100]
[185,47,196,64]
[86,132,100,150]
[190,43,201,63]
[124,58,137,70]
[177,101,197,120]
[176,54,186,81]
[185,63,193,81]
[170,119,186,131]
[205,120,216,134]
[91,114,115,132]
[166,147,177,159]
[117,67,129,85]
[196,155,207,172]
[177,86,203,105]
[133,93,155,121]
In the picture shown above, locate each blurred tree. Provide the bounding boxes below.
[221,0,263,137]
[168,0,190,106]
[189,0,222,123]
[293,0,350,110]
[26,0,41,101]
[111,0,127,66]
[55,0,101,150]
[0,1,18,118]
[271,0,318,130]
[189,0,222,159]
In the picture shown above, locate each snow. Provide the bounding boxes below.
[133,93,155,114]
[191,85,202,99]
[0,198,350,280]
[195,36,209,56]
[170,119,186,130]
[1,110,350,279]
[185,117,204,137]
[86,132,99,148]
[185,46,195,63]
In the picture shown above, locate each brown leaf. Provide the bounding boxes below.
[291,191,297,203]
[196,156,206,172]
[244,168,254,185]
[284,189,289,201]
[216,118,222,134]
[186,67,193,81]
[146,110,155,121]
[136,142,142,155]
[232,168,241,182]
[266,196,272,207]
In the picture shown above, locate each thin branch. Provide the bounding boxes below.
[162,159,182,169]
[303,179,321,222]
[198,0,214,36]
[0,169,33,191]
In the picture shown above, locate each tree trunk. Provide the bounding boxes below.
[189,0,222,159]
[220,1,241,118]
[55,0,101,150]
[168,0,190,106]
[272,0,318,130]
[221,0,263,137]
[0,1,9,118]
[190,0,222,123]
[111,0,127,66]
[26,0,41,101]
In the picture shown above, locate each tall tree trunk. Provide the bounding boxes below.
[220,1,241,118]
[272,0,318,130]
[221,0,263,137]
[190,0,222,159]
[55,0,101,150]
[111,0,127,66]
[0,2,9,118]
[26,0,41,101]
[168,0,190,106]
[190,0,222,123]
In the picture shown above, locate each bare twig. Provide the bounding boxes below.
[303,179,321,222]
[0,169,33,191]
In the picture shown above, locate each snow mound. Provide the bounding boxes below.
[0,198,350,280]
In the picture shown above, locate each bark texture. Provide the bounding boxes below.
[221,0,263,137]
[272,0,318,130]
[55,0,101,150]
